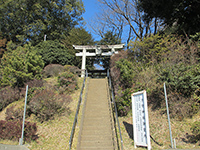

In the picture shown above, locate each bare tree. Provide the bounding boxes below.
[88,7,126,40]
[89,0,163,44]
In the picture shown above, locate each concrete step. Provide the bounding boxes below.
[86,102,109,106]
[83,114,110,119]
[85,108,109,113]
[85,107,109,111]
[86,101,108,104]
[80,135,113,141]
[84,111,110,116]
[83,115,110,118]
[78,78,114,150]
[81,128,112,135]
[83,120,111,125]
[82,123,111,128]
[83,117,111,126]
[84,111,110,117]
[82,122,111,128]
[82,119,111,126]
[83,120,110,126]
[79,146,114,150]
[79,140,113,147]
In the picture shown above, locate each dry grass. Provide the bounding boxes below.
[0,99,24,121]
[118,105,200,150]
[28,77,86,150]
[0,77,86,150]
[28,114,72,150]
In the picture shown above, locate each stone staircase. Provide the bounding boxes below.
[77,78,114,150]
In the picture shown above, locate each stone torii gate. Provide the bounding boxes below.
[73,44,124,77]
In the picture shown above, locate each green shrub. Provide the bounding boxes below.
[23,79,45,103]
[190,121,200,143]
[27,89,72,122]
[192,88,200,114]
[43,64,65,78]
[116,59,136,88]
[5,105,23,121]
[25,79,44,89]
[110,34,200,118]
[64,65,80,74]
[115,88,133,116]
[191,121,200,136]
[158,63,198,97]
[155,63,200,118]
[57,71,78,93]
[0,79,44,111]
[0,87,20,111]
[128,34,170,65]
[110,52,137,116]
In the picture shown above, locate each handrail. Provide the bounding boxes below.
[107,69,123,150]
[69,70,88,150]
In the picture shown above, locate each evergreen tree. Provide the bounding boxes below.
[0,0,85,45]
[139,0,200,35]
[34,40,75,66]
[97,31,122,69]
[0,32,7,58]
[62,27,95,69]
[98,31,121,45]
[0,42,44,87]
[63,27,95,47]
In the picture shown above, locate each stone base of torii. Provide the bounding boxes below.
[73,44,124,77]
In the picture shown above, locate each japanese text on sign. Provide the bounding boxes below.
[132,90,151,150]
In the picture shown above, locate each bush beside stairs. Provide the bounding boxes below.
[77,78,114,150]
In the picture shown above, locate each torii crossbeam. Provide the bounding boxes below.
[73,44,124,77]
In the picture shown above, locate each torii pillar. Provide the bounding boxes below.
[73,44,124,77]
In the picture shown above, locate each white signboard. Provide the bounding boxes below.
[132,90,151,150]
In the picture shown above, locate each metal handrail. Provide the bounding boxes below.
[107,69,123,150]
[69,70,88,150]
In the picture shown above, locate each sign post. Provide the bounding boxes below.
[164,83,173,148]
[19,85,28,145]
[132,90,151,150]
